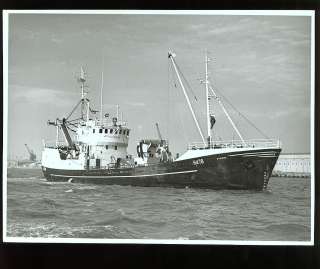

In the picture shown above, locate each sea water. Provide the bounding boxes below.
[6,168,311,241]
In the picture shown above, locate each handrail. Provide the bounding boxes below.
[43,140,68,148]
[188,139,281,150]
[96,119,127,127]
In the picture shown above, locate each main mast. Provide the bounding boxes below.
[205,50,211,147]
[204,52,246,146]
[80,66,86,120]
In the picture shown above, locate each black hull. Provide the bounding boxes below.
[42,148,281,190]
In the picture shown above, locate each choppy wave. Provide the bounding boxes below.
[6,171,312,241]
[262,223,310,234]
[7,223,122,238]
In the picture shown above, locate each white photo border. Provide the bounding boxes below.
[2,9,315,245]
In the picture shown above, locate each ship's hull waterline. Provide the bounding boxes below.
[42,148,281,190]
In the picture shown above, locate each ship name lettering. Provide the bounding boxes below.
[192,158,204,166]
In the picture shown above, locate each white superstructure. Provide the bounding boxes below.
[41,67,132,170]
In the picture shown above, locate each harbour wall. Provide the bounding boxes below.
[272,153,311,178]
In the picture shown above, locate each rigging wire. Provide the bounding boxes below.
[67,126,76,133]
[174,58,198,101]
[67,117,83,123]
[168,54,269,144]
[167,58,189,149]
[65,99,83,120]
[170,57,205,122]
[67,122,78,128]
[210,84,270,139]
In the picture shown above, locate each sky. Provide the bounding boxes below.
[6,13,312,160]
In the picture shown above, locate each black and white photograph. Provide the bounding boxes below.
[3,10,314,244]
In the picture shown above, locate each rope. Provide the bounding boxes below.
[174,58,198,101]
[65,99,82,120]
[211,84,270,139]
[67,117,83,122]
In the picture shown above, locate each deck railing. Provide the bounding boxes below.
[43,140,68,148]
[187,139,281,150]
[97,119,127,127]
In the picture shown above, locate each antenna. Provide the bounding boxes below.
[80,66,86,98]
[100,57,104,124]
[116,105,119,120]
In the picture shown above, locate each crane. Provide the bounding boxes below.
[47,118,77,150]
[24,144,37,161]
[155,123,165,146]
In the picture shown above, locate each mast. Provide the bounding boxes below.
[80,67,86,120]
[205,50,211,146]
[168,51,206,146]
[116,105,119,120]
[86,100,90,121]
[100,55,105,124]
[100,69,104,123]
[56,124,59,147]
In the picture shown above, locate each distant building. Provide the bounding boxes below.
[273,153,311,177]
[7,160,18,168]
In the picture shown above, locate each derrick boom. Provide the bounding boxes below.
[61,118,76,149]
[155,123,164,144]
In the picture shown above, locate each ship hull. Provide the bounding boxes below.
[42,148,281,190]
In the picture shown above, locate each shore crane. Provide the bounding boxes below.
[24,144,37,161]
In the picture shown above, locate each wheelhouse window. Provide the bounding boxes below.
[110,129,113,134]
[127,130,130,136]
[93,129,95,133]
[119,130,122,135]
[105,145,108,150]
[99,129,103,133]
[115,130,118,134]
[115,146,118,150]
[105,129,108,134]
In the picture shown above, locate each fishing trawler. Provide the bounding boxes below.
[41,51,281,190]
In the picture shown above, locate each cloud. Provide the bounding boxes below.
[9,84,77,107]
[51,34,63,44]
[124,101,146,107]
